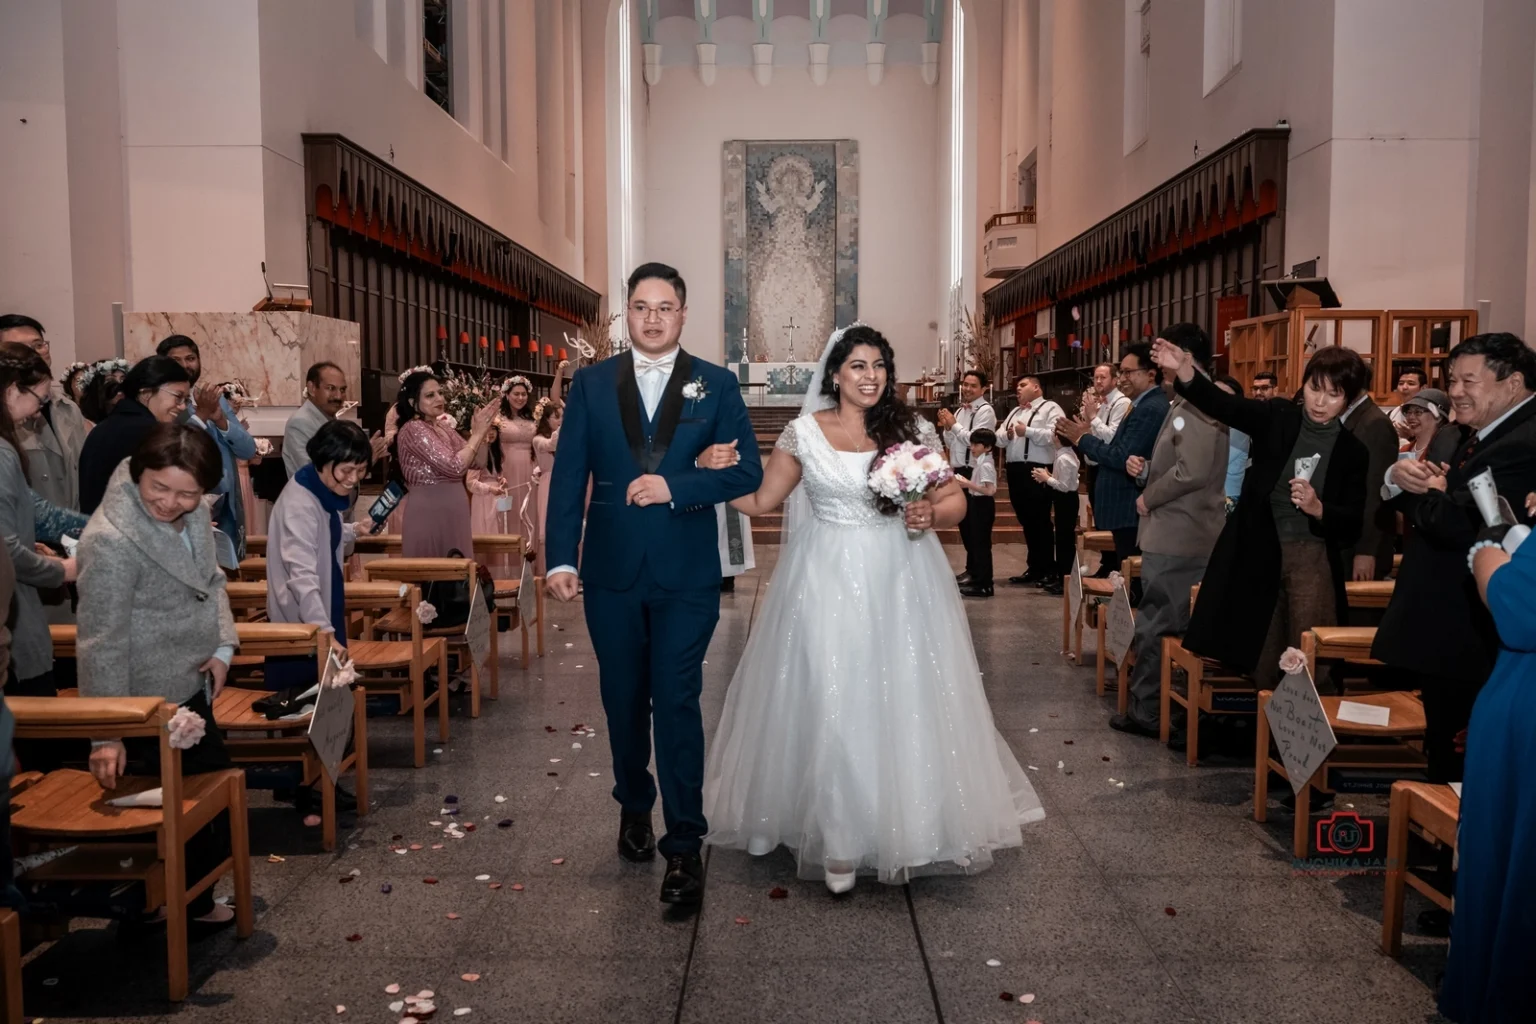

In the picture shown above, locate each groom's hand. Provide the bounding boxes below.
[548,572,579,602]
[626,474,672,508]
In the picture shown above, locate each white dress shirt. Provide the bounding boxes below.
[970,454,998,495]
[1042,447,1081,493]
[944,397,997,468]
[1083,389,1131,466]
[998,397,1064,464]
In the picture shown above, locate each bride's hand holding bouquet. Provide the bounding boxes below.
[868,440,954,539]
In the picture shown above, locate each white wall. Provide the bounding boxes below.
[0,0,78,361]
[643,64,940,369]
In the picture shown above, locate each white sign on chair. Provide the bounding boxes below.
[309,652,356,785]
[1265,665,1338,795]
[1105,582,1135,665]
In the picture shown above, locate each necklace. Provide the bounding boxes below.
[829,408,870,452]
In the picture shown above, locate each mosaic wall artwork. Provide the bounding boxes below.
[723,140,858,369]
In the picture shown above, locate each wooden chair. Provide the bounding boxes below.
[1254,689,1428,858]
[363,558,493,717]
[1159,584,1258,766]
[351,534,405,557]
[223,581,269,622]
[347,581,449,767]
[0,907,18,1024]
[472,534,542,676]
[244,535,266,557]
[1345,580,1395,610]
[1063,576,1114,665]
[1300,626,1381,681]
[237,556,267,582]
[7,696,254,1002]
[1093,560,1140,712]
[216,623,368,852]
[1381,781,1459,956]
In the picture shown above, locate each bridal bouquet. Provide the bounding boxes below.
[868,440,954,538]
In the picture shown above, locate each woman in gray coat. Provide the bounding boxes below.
[0,343,77,696]
[77,423,238,928]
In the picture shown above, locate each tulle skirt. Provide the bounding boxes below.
[703,516,1044,884]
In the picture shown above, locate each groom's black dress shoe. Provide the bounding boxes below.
[618,813,656,862]
[959,583,994,598]
[660,853,705,905]
[954,572,972,585]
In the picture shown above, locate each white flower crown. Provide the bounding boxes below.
[397,364,434,383]
[78,357,129,389]
[60,360,89,381]
[500,375,532,394]
[532,396,552,421]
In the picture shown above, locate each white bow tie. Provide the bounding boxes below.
[633,351,678,378]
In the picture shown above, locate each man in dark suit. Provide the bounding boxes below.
[1375,333,1536,783]
[1339,392,1400,582]
[1056,343,1171,579]
[547,263,763,905]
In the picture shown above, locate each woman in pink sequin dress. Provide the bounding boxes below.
[392,370,498,558]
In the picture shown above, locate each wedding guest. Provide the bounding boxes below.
[955,427,998,597]
[1390,367,1427,435]
[76,424,237,929]
[1078,362,1132,530]
[78,358,127,425]
[938,371,996,587]
[494,375,539,547]
[78,355,193,514]
[1155,343,1368,692]
[282,361,387,476]
[466,437,509,575]
[1,315,87,516]
[1375,333,1536,782]
[1108,324,1228,739]
[0,543,15,909]
[1439,517,1536,1023]
[1250,370,1279,400]
[60,361,89,406]
[1056,344,1170,578]
[156,335,256,559]
[532,398,564,575]
[1397,387,1449,459]
[1338,387,1399,581]
[1033,444,1081,596]
[266,420,372,674]
[996,376,1064,587]
[391,369,498,558]
[1216,375,1251,512]
[0,343,78,697]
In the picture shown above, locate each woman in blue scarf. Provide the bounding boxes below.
[265,420,373,686]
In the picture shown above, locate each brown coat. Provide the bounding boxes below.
[1136,396,1230,558]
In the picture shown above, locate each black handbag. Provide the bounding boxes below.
[419,549,495,631]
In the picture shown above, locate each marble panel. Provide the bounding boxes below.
[123,311,361,407]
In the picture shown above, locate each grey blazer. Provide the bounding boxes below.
[1136,397,1230,559]
[0,440,66,680]
[77,462,237,704]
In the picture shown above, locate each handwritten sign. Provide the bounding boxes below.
[466,581,492,674]
[1105,583,1135,664]
[308,652,355,784]
[517,555,540,629]
[1265,666,1338,795]
[1067,554,1084,632]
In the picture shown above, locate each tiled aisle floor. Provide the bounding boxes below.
[22,546,1451,1023]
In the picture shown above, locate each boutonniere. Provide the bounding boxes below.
[682,377,708,402]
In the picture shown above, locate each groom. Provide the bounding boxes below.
[546,263,763,904]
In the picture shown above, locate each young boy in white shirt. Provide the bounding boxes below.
[956,428,998,597]
[1032,446,1081,596]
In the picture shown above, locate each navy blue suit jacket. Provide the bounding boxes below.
[545,351,763,592]
[1075,387,1170,531]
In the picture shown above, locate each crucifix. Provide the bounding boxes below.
[782,316,800,362]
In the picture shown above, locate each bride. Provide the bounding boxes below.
[697,323,1044,895]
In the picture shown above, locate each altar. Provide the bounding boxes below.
[739,360,823,402]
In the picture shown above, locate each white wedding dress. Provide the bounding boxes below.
[702,413,1045,885]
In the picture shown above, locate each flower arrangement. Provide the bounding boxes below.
[253,437,274,457]
[416,601,439,625]
[328,658,359,688]
[438,369,497,431]
[682,377,708,401]
[166,706,207,750]
[867,440,955,538]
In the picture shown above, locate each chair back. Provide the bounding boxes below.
[471,533,526,560]
[362,557,477,586]
[346,581,427,655]
[224,581,269,620]
[233,622,328,678]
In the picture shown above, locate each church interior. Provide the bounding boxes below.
[3,0,1536,1021]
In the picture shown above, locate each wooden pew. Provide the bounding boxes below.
[8,696,254,1002]
[1255,688,1428,858]
[346,581,449,768]
[364,558,493,718]
[1381,781,1459,956]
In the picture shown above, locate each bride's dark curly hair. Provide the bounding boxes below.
[820,325,923,513]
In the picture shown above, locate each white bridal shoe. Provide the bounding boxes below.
[824,860,857,895]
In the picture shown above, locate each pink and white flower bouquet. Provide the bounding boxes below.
[867,440,955,538]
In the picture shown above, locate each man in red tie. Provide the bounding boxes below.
[1375,333,1536,784]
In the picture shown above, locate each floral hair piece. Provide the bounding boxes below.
[500,375,532,395]
[60,360,89,383]
[78,357,129,389]
[397,364,434,383]
[532,396,552,421]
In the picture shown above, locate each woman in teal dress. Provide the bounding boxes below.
[1440,509,1536,1023]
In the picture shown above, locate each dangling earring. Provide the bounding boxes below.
[833,380,840,391]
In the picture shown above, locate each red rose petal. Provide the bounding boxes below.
[461,973,481,982]
[544,725,556,733]
[1164,906,1177,916]
[768,886,789,900]
[551,858,566,865]
[338,875,354,883]
[1000,992,1015,1001]
[734,916,751,925]
[1101,755,1111,761]
[510,883,524,891]
[423,877,439,884]
[463,823,476,832]
[446,912,461,920]
[488,883,503,890]
[1063,739,1074,745]
[344,933,362,942]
